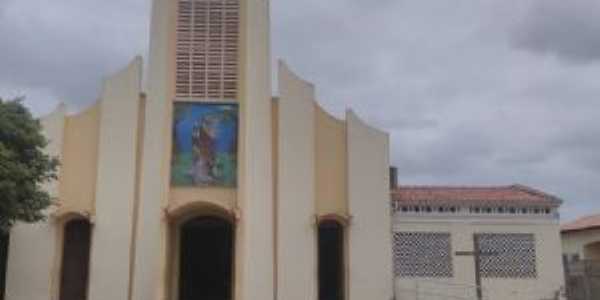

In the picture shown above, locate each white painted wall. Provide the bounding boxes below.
[347,111,394,300]
[5,223,58,300]
[276,62,317,300]
[87,58,142,300]
[394,216,565,300]
[562,229,600,259]
[5,105,66,300]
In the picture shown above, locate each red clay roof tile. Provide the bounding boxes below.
[562,214,600,233]
[391,184,562,207]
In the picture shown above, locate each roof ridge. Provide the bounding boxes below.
[562,213,600,233]
[396,185,515,190]
[565,213,600,223]
[391,184,562,207]
[509,184,563,204]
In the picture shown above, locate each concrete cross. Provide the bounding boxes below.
[455,234,499,300]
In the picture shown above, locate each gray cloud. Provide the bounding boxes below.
[272,0,600,220]
[0,0,149,112]
[512,0,600,62]
[2,0,600,221]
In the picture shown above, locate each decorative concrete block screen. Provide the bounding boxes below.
[393,232,453,277]
[477,233,537,278]
[176,0,239,99]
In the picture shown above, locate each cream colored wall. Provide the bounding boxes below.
[5,106,66,300]
[128,95,146,300]
[271,99,279,299]
[236,0,275,300]
[347,111,394,300]
[276,62,318,300]
[87,57,143,300]
[394,217,565,300]
[57,102,100,217]
[133,0,275,299]
[168,188,237,214]
[130,0,174,299]
[315,104,348,217]
[235,0,275,299]
[562,229,600,259]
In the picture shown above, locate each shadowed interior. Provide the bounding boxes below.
[0,232,8,300]
[318,220,344,300]
[59,219,92,300]
[179,216,234,300]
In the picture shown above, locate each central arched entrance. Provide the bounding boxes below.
[178,216,234,300]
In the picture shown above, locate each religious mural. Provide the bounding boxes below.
[171,102,238,187]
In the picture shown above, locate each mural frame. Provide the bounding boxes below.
[171,101,239,187]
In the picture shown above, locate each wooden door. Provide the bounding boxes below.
[59,220,91,300]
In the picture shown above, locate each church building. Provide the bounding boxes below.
[4,0,393,300]
[1,1,566,300]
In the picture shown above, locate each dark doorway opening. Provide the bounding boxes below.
[179,216,234,300]
[0,232,9,300]
[318,220,345,300]
[59,219,92,300]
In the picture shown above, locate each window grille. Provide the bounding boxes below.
[393,232,453,278]
[477,233,537,278]
[176,0,239,99]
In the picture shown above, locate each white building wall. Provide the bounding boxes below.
[394,216,565,300]
[5,105,66,300]
[562,229,600,259]
[87,58,143,300]
[347,111,394,300]
[276,62,317,300]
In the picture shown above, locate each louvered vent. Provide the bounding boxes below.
[176,0,239,100]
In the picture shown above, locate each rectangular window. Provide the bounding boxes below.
[476,233,537,278]
[393,232,453,278]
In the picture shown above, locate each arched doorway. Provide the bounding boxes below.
[318,220,345,300]
[59,219,92,300]
[178,216,234,300]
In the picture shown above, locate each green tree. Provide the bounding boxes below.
[0,98,59,233]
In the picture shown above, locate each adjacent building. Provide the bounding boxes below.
[391,185,565,300]
[562,214,600,261]
[561,214,600,300]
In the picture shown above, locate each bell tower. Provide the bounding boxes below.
[131,0,274,299]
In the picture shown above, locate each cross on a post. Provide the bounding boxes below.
[455,234,499,300]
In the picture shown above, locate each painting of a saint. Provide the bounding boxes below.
[171,102,238,187]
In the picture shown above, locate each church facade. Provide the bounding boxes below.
[2,1,567,300]
[4,0,393,300]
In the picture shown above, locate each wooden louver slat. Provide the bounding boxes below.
[176,0,239,100]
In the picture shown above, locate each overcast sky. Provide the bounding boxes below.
[1,0,599,221]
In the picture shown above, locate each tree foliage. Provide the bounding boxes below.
[0,98,59,233]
